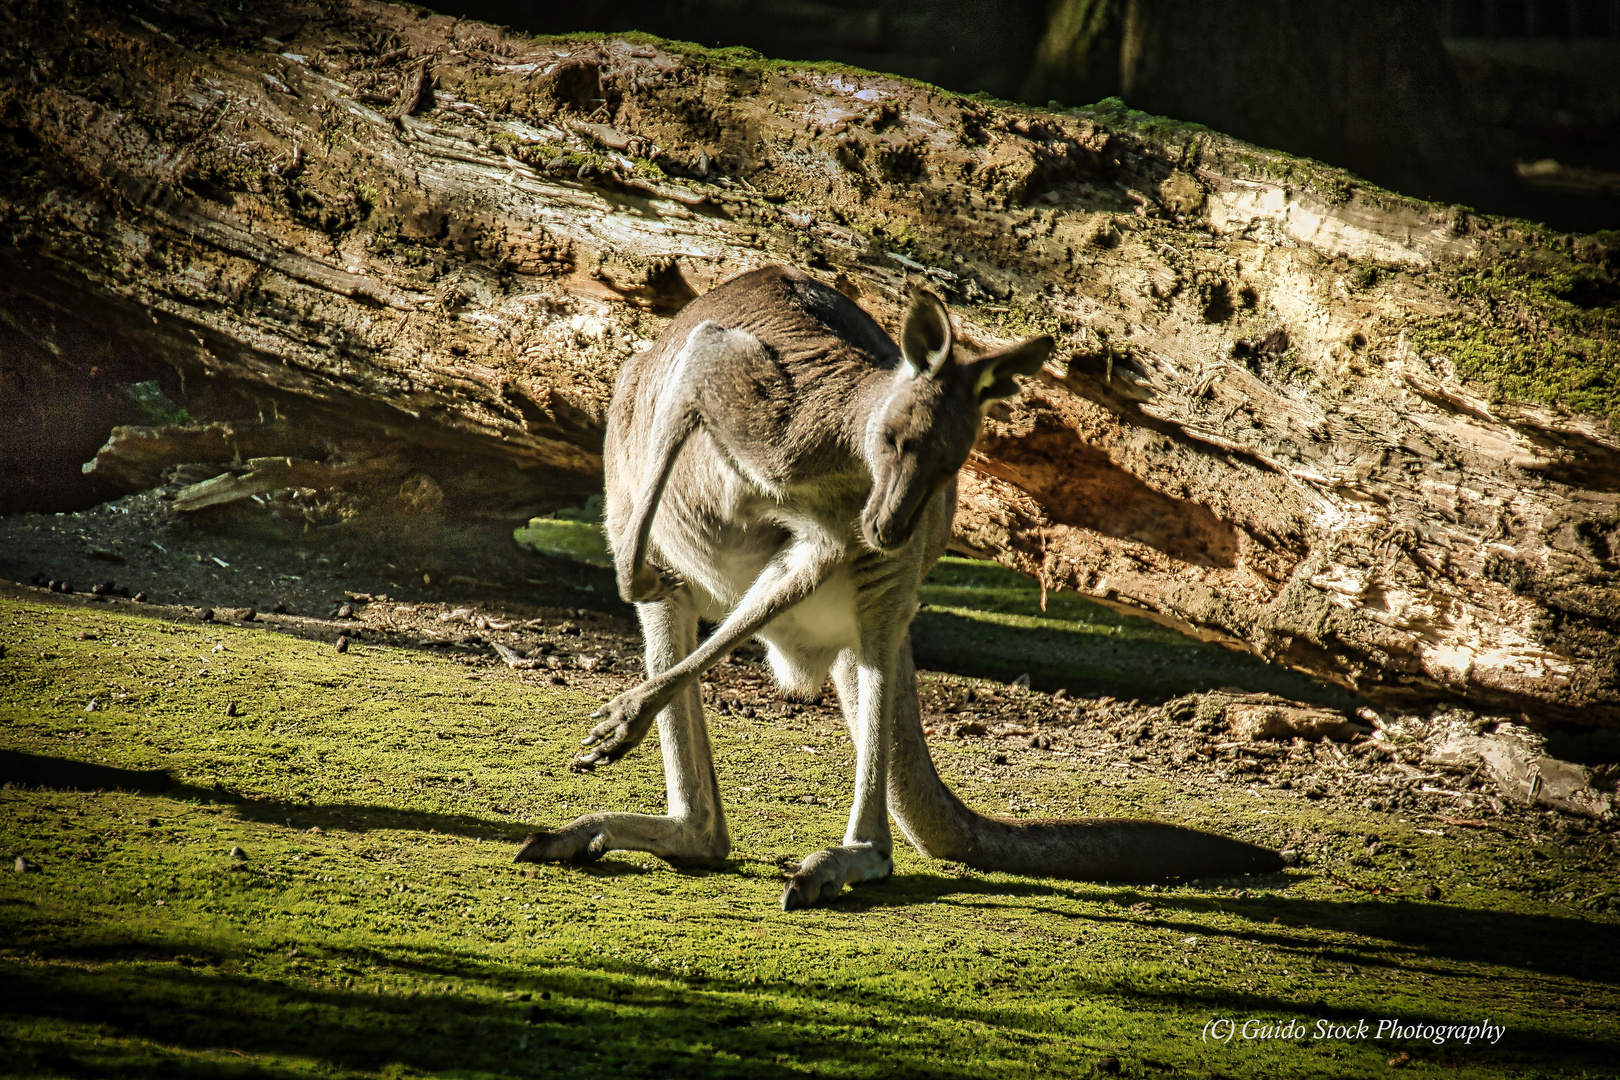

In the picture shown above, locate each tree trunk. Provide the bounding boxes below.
[3,0,1618,723]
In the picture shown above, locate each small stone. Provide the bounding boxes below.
[1092,1055,1120,1073]
[91,583,107,595]
[1279,848,1300,867]
[241,608,256,622]
[14,856,36,873]
[199,608,214,622]
[224,702,237,718]
[133,591,147,603]
[1422,883,1441,901]
[85,699,98,712]
[335,636,349,654]
[337,603,354,618]
[229,846,247,861]
[307,826,324,835]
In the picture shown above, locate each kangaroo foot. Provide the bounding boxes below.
[780,844,894,911]
[576,687,660,767]
[515,813,730,864]
[621,561,685,604]
[514,827,608,864]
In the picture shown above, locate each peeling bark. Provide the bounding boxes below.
[2,0,1617,722]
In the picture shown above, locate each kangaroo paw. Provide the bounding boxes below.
[779,845,893,911]
[574,688,659,767]
[514,828,608,864]
[622,562,685,604]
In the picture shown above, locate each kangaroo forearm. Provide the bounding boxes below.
[636,545,842,712]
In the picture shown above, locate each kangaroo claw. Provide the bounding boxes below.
[622,561,686,604]
[572,692,659,767]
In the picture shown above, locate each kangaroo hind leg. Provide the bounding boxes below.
[518,588,729,863]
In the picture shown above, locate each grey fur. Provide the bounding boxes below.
[515,265,1281,908]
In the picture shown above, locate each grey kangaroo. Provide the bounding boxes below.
[516,265,1281,909]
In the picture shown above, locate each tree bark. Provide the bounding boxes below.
[2,0,1618,723]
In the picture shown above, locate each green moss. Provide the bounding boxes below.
[1413,247,1620,426]
[989,297,1062,340]
[1,600,1617,1076]
[514,517,611,568]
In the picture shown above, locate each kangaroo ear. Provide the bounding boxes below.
[970,335,1053,401]
[900,290,953,377]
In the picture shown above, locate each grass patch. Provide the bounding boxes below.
[2,600,1616,1077]
[914,557,1358,706]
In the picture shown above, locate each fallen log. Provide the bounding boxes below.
[2,0,1617,722]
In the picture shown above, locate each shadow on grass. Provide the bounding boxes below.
[5,920,1616,1080]
[0,750,174,792]
[839,871,1619,986]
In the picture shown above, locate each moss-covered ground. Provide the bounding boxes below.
[2,592,1617,1078]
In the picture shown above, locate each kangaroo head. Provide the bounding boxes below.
[861,289,1053,554]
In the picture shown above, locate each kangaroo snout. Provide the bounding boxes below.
[860,472,937,554]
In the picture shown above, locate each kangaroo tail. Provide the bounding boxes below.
[885,639,1283,881]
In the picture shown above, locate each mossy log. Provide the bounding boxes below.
[3,0,1618,722]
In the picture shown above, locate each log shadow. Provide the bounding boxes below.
[910,608,1358,705]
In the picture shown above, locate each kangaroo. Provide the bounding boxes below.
[516,265,1281,908]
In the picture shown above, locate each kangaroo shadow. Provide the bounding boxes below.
[1,750,174,792]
